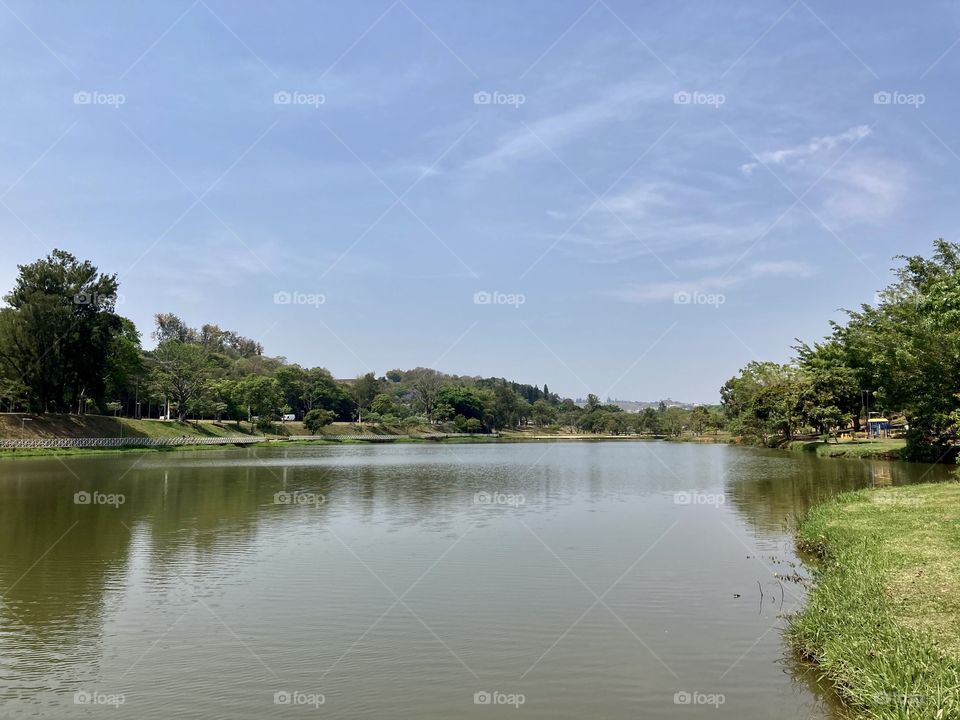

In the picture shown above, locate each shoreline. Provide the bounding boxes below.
[783,438,906,461]
[788,483,960,718]
[0,432,674,460]
[0,429,916,462]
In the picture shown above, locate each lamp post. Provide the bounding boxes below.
[20,417,32,439]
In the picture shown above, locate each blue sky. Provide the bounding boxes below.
[1,1,958,402]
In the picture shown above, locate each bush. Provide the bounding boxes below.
[464,418,484,433]
[303,408,335,434]
[255,417,276,433]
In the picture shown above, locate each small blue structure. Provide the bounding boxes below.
[867,415,890,439]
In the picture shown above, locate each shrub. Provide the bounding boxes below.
[303,409,335,434]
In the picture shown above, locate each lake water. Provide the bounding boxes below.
[0,441,951,719]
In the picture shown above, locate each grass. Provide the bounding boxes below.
[0,413,273,440]
[789,482,960,718]
[787,438,906,460]
[0,442,261,460]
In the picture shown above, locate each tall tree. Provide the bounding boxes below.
[149,340,210,421]
[0,250,122,412]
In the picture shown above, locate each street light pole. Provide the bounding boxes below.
[20,417,32,439]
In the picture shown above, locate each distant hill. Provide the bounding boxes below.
[574,398,698,412]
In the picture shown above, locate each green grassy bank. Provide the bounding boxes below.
[0,413,268,440]
[786,438,906,460]
[790,483,960,718]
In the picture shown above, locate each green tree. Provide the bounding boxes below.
[437,385,485,420]
[531,399,557,427]
[149,340,210,421]
[350,372,379,413]
[303,408,335,433]
[0,250,123,412]
[636,407,660,435]
[370,393,395,416]
[238,375,283,421]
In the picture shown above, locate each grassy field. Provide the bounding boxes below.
[284,421,458,436]
[0,413,280,459]
[787,437,907,460]
[0,413,271,439]
[790,482,960,718]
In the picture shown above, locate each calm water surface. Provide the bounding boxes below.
[0,441,951,719]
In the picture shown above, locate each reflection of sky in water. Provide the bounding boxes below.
[0,443,952,719]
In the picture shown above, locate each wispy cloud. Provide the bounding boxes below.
[557,179,771,263]
[465,80,668,174]
[820,158,907,225]
[740,125,872,175]
[607,260,814,304]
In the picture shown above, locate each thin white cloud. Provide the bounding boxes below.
[608,260,814,304]
[820,158,907,225]
[466,80,668,174]
[740,125,872,174]
[559,179,771,263]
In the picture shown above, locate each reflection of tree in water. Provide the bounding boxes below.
[724,448,955,535]
[0,445,509,678]
[0,455,302,694]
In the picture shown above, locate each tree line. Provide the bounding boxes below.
[0,250,723,435]
[720,239,960,462]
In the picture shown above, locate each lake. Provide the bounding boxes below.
[0,441,951,718]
